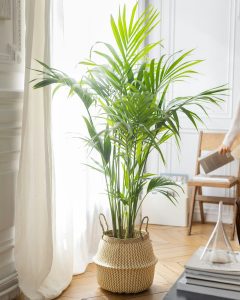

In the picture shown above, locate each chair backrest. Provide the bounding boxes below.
[195,131,240,176]
[200,132,240,151]
[200,132,226,151]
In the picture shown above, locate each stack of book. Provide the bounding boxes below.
[178,247,240,299]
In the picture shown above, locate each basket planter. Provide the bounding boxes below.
[93,216,158,293]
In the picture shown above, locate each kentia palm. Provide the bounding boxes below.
[33,3,227,292]
[33,4,226,239]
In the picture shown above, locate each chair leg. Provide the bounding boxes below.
[198,187,205,224]
[199,201,205,224]
[231,201,237,241]
[231,185,239,240]
[188,186,198,235]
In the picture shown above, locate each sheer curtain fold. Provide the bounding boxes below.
[15,1,108,299]
[15,0,53,299]
[15,0,69,299]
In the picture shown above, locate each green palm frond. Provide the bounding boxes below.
[32,2,228,238]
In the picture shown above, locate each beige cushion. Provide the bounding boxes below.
[188,175,238,188]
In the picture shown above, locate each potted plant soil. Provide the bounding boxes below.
[33,2,227,293]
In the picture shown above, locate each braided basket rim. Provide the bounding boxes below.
[101,230,149,243]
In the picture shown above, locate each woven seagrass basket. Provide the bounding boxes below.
[93,215,158,293]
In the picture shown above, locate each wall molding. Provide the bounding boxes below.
[0,0,22,64]
[0,0,23,298]
[0,0,12,20]
[0,274,19,300]
[0,228,19,300]
[161,0,237,124]
[0,90,22,300]
[0,89,22,142]
[0,89,23,99]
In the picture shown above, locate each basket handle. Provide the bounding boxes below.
[99,213,109,235]
[139,216,149,238]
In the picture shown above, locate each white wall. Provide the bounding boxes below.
[146,0,240,223]
[0,0,24,298]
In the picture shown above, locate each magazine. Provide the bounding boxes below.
[185,269,240,282]
[186,277,240,291]
[198,150,234,174]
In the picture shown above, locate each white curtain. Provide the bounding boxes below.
[15,0,108,299]
[15,0,54,299]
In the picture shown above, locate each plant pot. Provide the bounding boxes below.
[93,216,158,293]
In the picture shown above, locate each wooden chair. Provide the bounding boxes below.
[188,131,240,240]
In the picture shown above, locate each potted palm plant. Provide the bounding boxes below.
[33,2,227,294]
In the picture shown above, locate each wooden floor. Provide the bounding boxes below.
[54,223,239,300]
